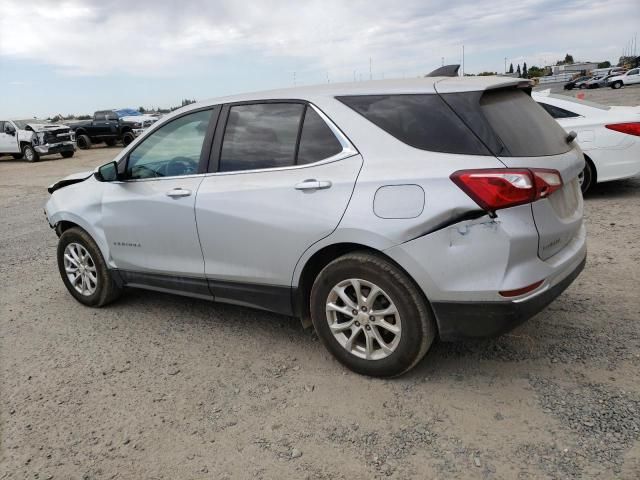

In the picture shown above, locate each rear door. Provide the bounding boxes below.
[195,101,361,296]
[440,86,584,261]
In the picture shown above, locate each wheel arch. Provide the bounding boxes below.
[293,241,430,329]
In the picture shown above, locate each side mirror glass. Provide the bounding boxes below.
[95,161,119,182]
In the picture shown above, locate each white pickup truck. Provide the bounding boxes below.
[0,119,76,162]
[609,68,640,89]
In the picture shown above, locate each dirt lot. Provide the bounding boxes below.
[2,87,640,479]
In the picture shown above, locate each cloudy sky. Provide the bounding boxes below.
[1,0,638,117]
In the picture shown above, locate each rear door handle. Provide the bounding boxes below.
[166,188,192,198]
[294,179,332,191]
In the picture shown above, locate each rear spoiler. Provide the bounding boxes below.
[434,76,533,94]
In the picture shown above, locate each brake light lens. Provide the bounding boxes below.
[450,168,563,212]
[605,122,640,137]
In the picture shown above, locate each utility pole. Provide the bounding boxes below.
[293,71,296,86]
[504,57,507,74]
[441,57,444,66]
[369,57,372,80]
[461,45,465,76]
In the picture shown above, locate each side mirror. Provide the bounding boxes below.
[95,161,119,182]
[5,127,15,136]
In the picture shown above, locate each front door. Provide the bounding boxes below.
[195,102,362,300]
[0,122,19,153]
[101,108,217,291]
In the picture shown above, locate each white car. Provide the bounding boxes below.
[608,68,640,89]
[533,90,640,192]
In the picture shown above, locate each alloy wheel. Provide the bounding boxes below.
[63,242,98,296]
[325,278,401,360]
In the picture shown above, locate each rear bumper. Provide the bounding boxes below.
[433,254,586,341]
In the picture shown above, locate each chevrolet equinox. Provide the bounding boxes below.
[45,77,587,377]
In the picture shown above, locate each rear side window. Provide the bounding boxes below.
[219,103,304,172]
[538,102,580,119]
[297,107,343,164]
[477,89,571,157]
[337,95,490,155]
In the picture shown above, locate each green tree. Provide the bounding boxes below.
[527,66,546,78]
[138,106,146,113]
[564,53,574,64]
[508,63,514,73]
[597,61,611,69]
[522,62,528,78]
[516,64,521,77]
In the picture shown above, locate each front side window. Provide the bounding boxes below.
[126,109,212,179]
[219,103,304,172]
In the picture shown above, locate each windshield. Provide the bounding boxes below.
[12,119,38,129]
[547,94,611,110]
[114,108,141,117]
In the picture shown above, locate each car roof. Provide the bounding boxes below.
[194,76,528,107]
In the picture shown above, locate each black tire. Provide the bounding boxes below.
[310,251,437,377]
[122,132,135,146]
[579,84,587,89]
[57,227,122,307]
[611,81,623,89]
[11,153,23,160]
[104,138,117,147]
[580,159,595,194]
[22,144,39,162]
[61,151,74,159]
[76,134,92,149]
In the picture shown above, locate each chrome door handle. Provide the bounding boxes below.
[166,188,192,198]
[294,179,332,191]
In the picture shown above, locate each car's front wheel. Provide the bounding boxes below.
[22,144,39,162]
[122,132,135,146]
[57,227,122,307]
[611,81,623,89]
[310,252,436,377]
[61,151,74,158]
[76,134,92,149]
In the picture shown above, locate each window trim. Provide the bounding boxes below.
[206,99,357,175]
[117,105,221,183]
[537,101,581,119]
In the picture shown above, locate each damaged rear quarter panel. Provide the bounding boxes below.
[384,204,543,303]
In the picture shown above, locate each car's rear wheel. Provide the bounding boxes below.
[61,151,74,158]
[578,160,595,194]
[579,84,587,89]
[22,144,39,162]
[611,81,623,89]
[310,251,436,377]
[76,134,92,149]
[57,227,122,307]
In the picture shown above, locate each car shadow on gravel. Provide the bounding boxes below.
[585,177,640,199]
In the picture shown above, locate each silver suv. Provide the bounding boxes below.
[45,77,586,377]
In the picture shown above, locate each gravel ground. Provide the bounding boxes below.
[1,88,640,480]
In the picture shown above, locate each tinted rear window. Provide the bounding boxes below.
[478,89,571,157]
[337,94,490,155]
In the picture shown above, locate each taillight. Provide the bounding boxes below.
[450,168,563,212]
[605,122,640,137]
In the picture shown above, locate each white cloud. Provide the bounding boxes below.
[0,0,638,78]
